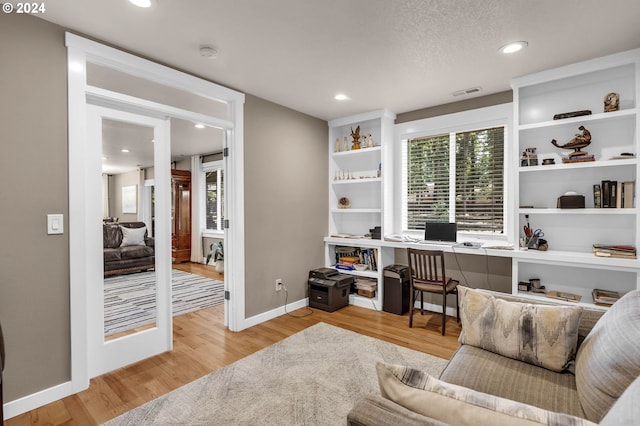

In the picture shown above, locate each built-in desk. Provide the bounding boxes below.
[324,237,640,311]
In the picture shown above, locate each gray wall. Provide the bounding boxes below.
[243,94,328,317]
[0,13,70,401]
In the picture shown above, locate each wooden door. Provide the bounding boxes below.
[171,170,191,263]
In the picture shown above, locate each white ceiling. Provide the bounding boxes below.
[39,0,640,122]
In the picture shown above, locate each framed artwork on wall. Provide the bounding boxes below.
[122,184,137,214]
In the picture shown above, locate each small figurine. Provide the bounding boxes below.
[335,138,340,152]
[350,126,361,150]
[343,136,348,152]
[367,134,374,148]
[604,92,620,112]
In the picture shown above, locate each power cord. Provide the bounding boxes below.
[450,246,470,287]
[281,284,313,318]
[451,246,494,291]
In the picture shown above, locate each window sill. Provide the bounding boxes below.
[202,230,225,239]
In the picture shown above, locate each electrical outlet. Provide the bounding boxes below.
[275,278,283,292]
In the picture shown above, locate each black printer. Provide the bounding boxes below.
[308,268,354,312]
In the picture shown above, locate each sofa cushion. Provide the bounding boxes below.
[439,344,585,418]
[347,394,449,426]
[103,223,122,248]
[599,375,640,426]
[458,286,582,372]
[119,245,154,260]
[103,247,122,262]
[376,362,596,426]
[575,290,640,422]
[121,225,147,247]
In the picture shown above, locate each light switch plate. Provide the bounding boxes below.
[47,214,64,235]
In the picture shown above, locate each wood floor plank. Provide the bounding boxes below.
[5,264,460,426]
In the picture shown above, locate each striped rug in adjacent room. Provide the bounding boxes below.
[104,269,224,336]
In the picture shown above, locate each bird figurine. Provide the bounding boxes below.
[551,125,591,158]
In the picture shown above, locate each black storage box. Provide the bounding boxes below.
[557,195,585,208]
[308,268,353,312]
[383,264,410,315]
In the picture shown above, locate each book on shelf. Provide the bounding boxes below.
[546,290,582,302]
[593,184,601,208]
[592,244,637,259]
[599,180,635,208]
[592,288,624,306]
[623,181,635,208]
[561,154,594,163]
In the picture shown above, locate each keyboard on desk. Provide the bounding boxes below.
[418,240,456,246]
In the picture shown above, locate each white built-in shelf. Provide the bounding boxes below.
[324,236,383,247]
[519,208,637,215]
[512,248,640,270]
[331,146,381,157]
[515,291,609,311]
[329,267,378,279]
[330,208,381,214]
[519,158,636,172]
[518,108,638,131]
[332,177,381,184]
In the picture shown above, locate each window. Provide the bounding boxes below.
[203,161,224,232]
[398,104,510,237]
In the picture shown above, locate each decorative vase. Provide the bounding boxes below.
[215,260,224,273]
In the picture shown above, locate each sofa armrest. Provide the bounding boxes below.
[145,236,155,249]
[347,394,449,426]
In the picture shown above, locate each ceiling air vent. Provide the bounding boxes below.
[451,87,482,97]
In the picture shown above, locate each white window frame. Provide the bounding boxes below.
[202,159,225,237]
[393,103,514,243]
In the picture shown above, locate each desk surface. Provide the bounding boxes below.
[324,236,640,270]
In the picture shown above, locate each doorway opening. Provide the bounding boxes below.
[67,33,246,392]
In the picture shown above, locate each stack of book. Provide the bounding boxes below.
[335,255,360,271]
[592,244,637,259]
[592,288,624,306]
[562,154,594,163]
[594,180,635,208]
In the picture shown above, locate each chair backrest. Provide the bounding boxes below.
[407,248,447,285]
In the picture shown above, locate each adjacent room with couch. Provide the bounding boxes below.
[1,1,639,425]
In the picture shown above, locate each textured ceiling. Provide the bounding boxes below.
[38,0,640,121]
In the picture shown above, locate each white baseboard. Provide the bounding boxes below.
[241,296,309,330]
[3,380,77,420]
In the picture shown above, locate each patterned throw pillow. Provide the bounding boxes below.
[575,290,640,423]
[376,362,597,426]
[458,286,583,372]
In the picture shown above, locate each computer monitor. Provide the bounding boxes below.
[424,222,457,243]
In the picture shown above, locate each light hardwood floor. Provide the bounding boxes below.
[5,264,461,426]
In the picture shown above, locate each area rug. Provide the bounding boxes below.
[102,322,448,425]
[104,269,224,336]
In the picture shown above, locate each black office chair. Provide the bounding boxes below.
[407,248,459,335]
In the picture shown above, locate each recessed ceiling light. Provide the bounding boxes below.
[334,94,348,101]
[121,149,130,153]
[194,123,205,129]
[129,0,152,7]
[499,41,528,54]
[200,46,218,59]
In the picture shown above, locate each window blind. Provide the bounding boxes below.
[403,126,504,234]
[455,127,504,232]
[405,133,450,230]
